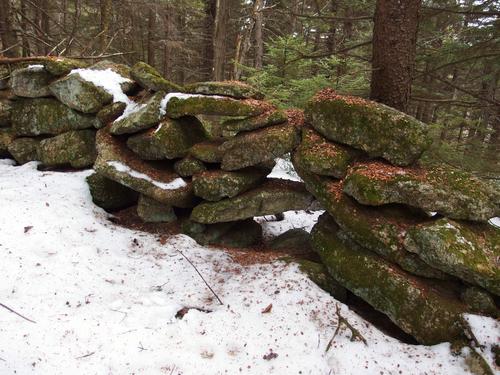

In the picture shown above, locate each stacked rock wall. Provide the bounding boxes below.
[1,60,498,348]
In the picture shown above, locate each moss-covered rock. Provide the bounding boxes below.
[38,129,96,168]
[131,62,183,92]
[343,162,499,222]
[10,66,53,98]
[190,179,314,223]
[311,213,468,345]
[89,60,136,93]
[96,102,127,128]
[110,91,165,135]
[7,137,40,164]
[0,128,14,156]
[86,172,138,211]
[294,127,361,179]
[193,168,267,201]
[189,140,225,163]
[182,219,262,247]
[166,96,265,119]
[174,156,206,177]
[221,108,287,134]
[94,128,194,207]
[127,116,207,160]
[404,219,500,296]
[269,228,313,253]
[0,100,11,127]
[294,259,347,301]
[184,81,264,100]
[461,287,498,317]
[220,123,300,170]
[137,194,177,223]
[44,57,88,76]
[292,159,448,279]
[194,115,227,139]
[11,98,96,136]
[305,89,431,166]
[49,73,113,113]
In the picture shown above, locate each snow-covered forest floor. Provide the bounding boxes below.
[0,159,498,374]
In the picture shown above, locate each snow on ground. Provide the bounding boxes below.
[0,160,495,374]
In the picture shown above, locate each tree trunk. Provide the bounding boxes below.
[370,0,422,112]
[202,0,216,80]
[254,0,264,70]
[147,5,156,66]
[99,0,112,54]
[213,0,229,81]
[0,0,19,56]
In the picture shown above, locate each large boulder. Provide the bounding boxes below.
[126,117,207,160]
[131,62,182,92]
[44,57,88,76]
[343,162,499,222]
[174,156,206,177]
[110,91,165,135]
[165,95,265,118]
[189,140,225,163]
[293,127,361,179]
[269,228,313,255]
[294,259,347,301]
[94,128,194,207]
[0,100,11,127]
[86,172,138,211]
[96,102,127,128]
[137,194,177,223]
[190,179,314,224]
[8,138,40,164]
[0,129,14,156]
[184,81,264,100]
[182,219,262,247]
[38,129,96,168]
[222,108,287,134]
[220,123,301,170]
[305,89,430,166]
[192,168,267,201]
[49,73,113,113]
[311,213,468,345]
[10,66,53,98]
[11,98,96,136]
[293,161,447,279]
[404,219,500,296]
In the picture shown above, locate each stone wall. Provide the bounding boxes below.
[1,58,498,349]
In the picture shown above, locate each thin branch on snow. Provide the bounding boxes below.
[177,250,224,306]
[0,302,36,323]
[325,304,367,352]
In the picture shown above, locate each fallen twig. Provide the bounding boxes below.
[0,302,36,323]
[75,351,95,359]
[325,304,367,352]
[177,250,224,305]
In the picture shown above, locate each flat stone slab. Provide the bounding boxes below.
[137,194,177,223]
[49,73,113,113]
[174,156,206,177]
[222,107,287,134]
[10,66,53,98]
[189,140,225,163]
[131,62,182,92]
[305,89,430,166]
[166,95,266,118]
[110,91,165,135]
[184,81,264,99]
[44,57,88,76]
[8,138,40,165]
[311,213,467,345]
[86,172,138,211]
[190,179,314,224]
[294,127,361,178]
[220,123,300,170]
[127,117,206,160]
[38,129,96,169]
[11,98,96,136]
[293,159,447,279]
[404,219,500,296]
[343,161,499,222]
[94,128,194,207]
[193,168,267,201]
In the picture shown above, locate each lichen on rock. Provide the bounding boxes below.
[10,66,53,98]
[131,62,183,92]
[8,137,41,164]
[184,81,264,100]
[166,96,266,119]
[174,156,206,177]
[38,129,97,168]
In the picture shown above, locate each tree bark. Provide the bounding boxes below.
[254,0,264,70]
[0,0,19,56]
[99,0,113,54]
[203,0,216,80]
[370,0,422,112]
[213,0,229,81]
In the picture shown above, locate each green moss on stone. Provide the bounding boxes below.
[166,96,265,119]
[174,156,206,177]
[131,62,183,92]
[294,259,347,301]
[0,128,14,156]
[38,129,96,168]
[184,81,264,99]
[220,123,300,170]
[222,109,287,133]
[11,66,53,98]
[44,57,88,76]
[0,100,11,127]
[8,137,40,164]
[190,179,313,224]
[86,172,139,211]
[189,140,225,163]
[137,194,177,223]
[96,102,127,128]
